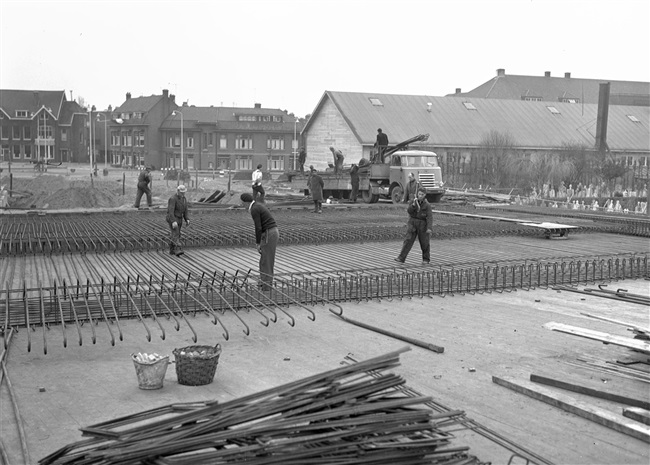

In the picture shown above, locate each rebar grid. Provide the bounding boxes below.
[1,255,646,353]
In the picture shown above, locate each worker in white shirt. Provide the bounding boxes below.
[251,164,265,203]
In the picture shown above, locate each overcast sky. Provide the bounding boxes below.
[1,0,649,117]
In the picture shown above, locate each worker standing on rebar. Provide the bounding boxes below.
[395,188,433,265]
[308,167,324,213]
[330,147,344,175]
[240,193,279,292]
[133,166,153,209]
[252,164,265,203]
[166,184,189,256]
[350,164,359,203]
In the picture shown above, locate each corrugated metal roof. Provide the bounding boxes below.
[0,89,65,119]
[313,91,649,153]
[453,74,650,106]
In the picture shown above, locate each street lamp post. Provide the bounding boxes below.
[293,117,299,171]
[96,116,110,169]
[172,110,184,172]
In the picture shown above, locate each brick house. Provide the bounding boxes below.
[0,89,87,164]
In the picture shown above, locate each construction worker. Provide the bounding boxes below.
[240,193,279,292]
[402,172,422,203]
[308,168,324,213]
[395,187,433,265]
[166,185,189,256]
[298,147,307,174]
[374,128,389,162]
[329,147,344,175]
[350,164,360,202]
[133,166,153,209]
[252,164,265,203]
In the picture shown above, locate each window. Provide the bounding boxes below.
[23,126,31,139]
[133,112,144,119]
[1,145,8,159]
[627,115,641,123]
[122,132,132,147]
[24,145,32,159]
[546,106,561,115]
[38,125,53,138]
[13,126,20,139]
[111,131,120,146]
[238,115,256,122]
[369,98,383,106]
[60,149,69,162]
[169,134,181,148]
[267,135,285,150]
[187,155,194,170]
[560,98,579,103]
[15,110,28,118]
[268,156,284,171]
[273,116,283,122]
[186,135,194,149]
[208,133,214,146]
[220,135,227,149]
[235,156,253,170]
[13,145,20,158]
[463,102,477,110]
[261,116,271,122]
[235,134,253,149]
[61,128,67,142]
[0,126,6,140]
[523,97,543,102]
[134,131,145,147]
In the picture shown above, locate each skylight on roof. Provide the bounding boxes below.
[463,102,477,110]
[627,115,641,123]
[369,98,383,106]
[546,106,561,115]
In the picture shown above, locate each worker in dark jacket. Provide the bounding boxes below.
[166,184,189,256]
[402,173,423,203]
[330,147,344,175]
[350,164,360,202]
[308,168,324,213]
[298,147,307,174]
[240,193,279,292]
[133,166,153,209]
[374,128,389,162]
[395,188,434,265]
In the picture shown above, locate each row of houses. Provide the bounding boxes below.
[1,69,648,184]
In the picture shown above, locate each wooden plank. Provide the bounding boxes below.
[544,322,650,354]
[530,373,650,410]
[493,376,650,443]
[624,408,650,426]
[580,312,650,333]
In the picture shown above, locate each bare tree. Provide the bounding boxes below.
[477,130,517,188]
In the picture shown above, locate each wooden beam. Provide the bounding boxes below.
[544,322,650,354]
[580,312,650,333]
[530,374,650,410]
[493,376,650,443]
[624,408,650,426]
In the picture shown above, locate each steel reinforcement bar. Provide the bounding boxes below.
[1,255,647,353]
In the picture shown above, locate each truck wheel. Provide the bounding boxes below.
[361,191,379,204]
[427,193,444,203]
[391,187,403,204]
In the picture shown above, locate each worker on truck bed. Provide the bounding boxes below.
[403,172,423,203]
[395,187,434,265]
[330,147,344,175]
[374,128,389,163]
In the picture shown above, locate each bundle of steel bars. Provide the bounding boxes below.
[40,348,482,465]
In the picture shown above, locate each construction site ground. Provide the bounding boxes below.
[1,164,649,465]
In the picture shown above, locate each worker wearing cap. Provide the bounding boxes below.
[133,166,153,209]
[402,172,422,203]
[166,185,190,256]
[240,192,278,292]
[395,187,433,265]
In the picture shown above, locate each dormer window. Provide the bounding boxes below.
[238,115,256,122]
[560,98,579,103]
[16,110,28,118]
[273,116,283,122]
[523,97,543,102]
[627,115,641,123]
[546,106,561,115]
[369,98,383,106]
[463,102,477,110]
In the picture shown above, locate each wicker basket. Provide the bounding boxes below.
[173,344,222,386]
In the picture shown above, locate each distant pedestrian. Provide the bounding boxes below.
[252,164,265,203]
[298,147,307,174]
[374,128,389,162]
[395,188,433,265]
[133,166,153,209]
[350,164,360,202]
[166,185,190,256]
[240,193,279,292]
[309,168,324,213]
[329,147,344,175]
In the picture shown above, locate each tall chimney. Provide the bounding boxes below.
[163,89,169,98]
[544,71,551,77]
[496,68,505,76]
[595,82,611,153]
[564,72,571,78]
[126,92,131,100]
[254,103,261,109]
[455,88,462,94]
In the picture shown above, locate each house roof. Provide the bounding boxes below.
[114,94,164,113]
[450,70,650,106]
[160,105,298,131]
[305,91,650,153]
[0,89,66,119]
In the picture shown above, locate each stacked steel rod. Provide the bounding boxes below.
[40,348,482,465]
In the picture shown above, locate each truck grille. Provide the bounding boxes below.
[418,173,438,188]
